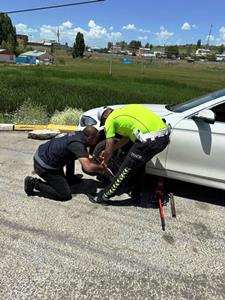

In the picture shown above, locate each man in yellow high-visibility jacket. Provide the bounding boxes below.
[94,104,170,205]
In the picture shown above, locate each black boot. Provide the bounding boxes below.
[130,189,141,205]
[24,176,36,196]
[87,190,111,205]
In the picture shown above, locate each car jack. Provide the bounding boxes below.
[153,177,176,231]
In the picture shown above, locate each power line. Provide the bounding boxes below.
[3,0,105,14]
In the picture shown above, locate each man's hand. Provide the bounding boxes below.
[103,138,114,166]
[99,150,105,160]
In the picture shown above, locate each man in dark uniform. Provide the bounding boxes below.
[24,126,108,201]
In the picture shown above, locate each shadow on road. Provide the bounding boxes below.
[164,178,225,207]
[73,176,225,208]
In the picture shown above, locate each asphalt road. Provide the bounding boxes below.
[0,132,225,300]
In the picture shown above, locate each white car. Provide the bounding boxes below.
[79,88,225,190]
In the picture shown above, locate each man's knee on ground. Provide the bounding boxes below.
[58,193,72,201]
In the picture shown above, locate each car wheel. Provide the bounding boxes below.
[93,140,125,176]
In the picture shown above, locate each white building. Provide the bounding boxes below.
[195,48,211,57]
[216,53,225,62]
[136,48,158,58]
[16,50,53,65]
[0,49,16,64]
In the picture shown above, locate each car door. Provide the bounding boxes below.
[166,103,225,184]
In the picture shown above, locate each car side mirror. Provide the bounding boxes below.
[193,109,215,124]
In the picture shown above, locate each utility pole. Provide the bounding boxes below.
[206,24,213,48]
[57,27,60,43]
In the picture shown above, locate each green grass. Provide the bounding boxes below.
[0,57,225,120]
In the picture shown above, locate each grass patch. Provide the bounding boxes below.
[0,58,225,118]
[10,100,49,125]
[50,107,83,125]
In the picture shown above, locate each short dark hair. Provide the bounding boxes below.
[83,126,99,138]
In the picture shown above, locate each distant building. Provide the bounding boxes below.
[0,49,16,64]
[27,41,52,52]
[27,40,70,51]
[195,48,211,57]
[16,50,53,65]
[16,34,28,48]
[111,45,122,53]
[136,48,156,58]
[216,53,225,62]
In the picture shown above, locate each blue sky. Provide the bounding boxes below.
[1,0,225,47]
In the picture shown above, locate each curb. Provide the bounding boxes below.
[0,124,14,131]
[0,124,78,132]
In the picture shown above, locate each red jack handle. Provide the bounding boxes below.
[158,196,165,231]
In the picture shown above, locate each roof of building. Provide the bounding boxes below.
[19,51,50,57]
[0,49,15,55]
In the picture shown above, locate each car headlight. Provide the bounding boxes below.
[80,115,97,127]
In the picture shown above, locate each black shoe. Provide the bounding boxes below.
[24,176,35,196]
[130,190,141,204]
[87,191,111,205]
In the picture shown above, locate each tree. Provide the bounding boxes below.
[107,42,113,50]
[0,13,17,52]
[186,45,192,57]
[145,42,150,48]
[219,44,225,54]
[165,45,179,58]
[72,32,85,58]
[129,40,142,50]
[207,53,216,61]
[196,39,201,50]
[119,41,127,50]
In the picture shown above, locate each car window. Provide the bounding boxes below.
[167,88,225,113]
[212,102,225,122]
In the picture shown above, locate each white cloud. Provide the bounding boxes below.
[69,20,122,45]
[122,24,150,33]
[15,23,38,34]
[155,26,174,42]
[206,34,215,42]
[122,24,136,30]
[40,25,57,40]
[139,28,150,33]
[88,20,96,28]
[80,19,121,42]
[138,36,148,40]
[218,26,225,43]
[61,21,73,29]
[109,26,114,31]
[15,20,122,47]
[181,22,197,30]
[181,22,191,30]
[111,32,122,39]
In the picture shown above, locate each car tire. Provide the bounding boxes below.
[93,139,124,176]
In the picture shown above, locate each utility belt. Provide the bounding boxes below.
[134,126,171,143]
[34,150,59,170]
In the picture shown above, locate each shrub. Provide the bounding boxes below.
[50,107,83,125]
[57,57,66,64]
[11,99,49,124]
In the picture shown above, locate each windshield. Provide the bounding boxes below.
[167,88,225,113]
